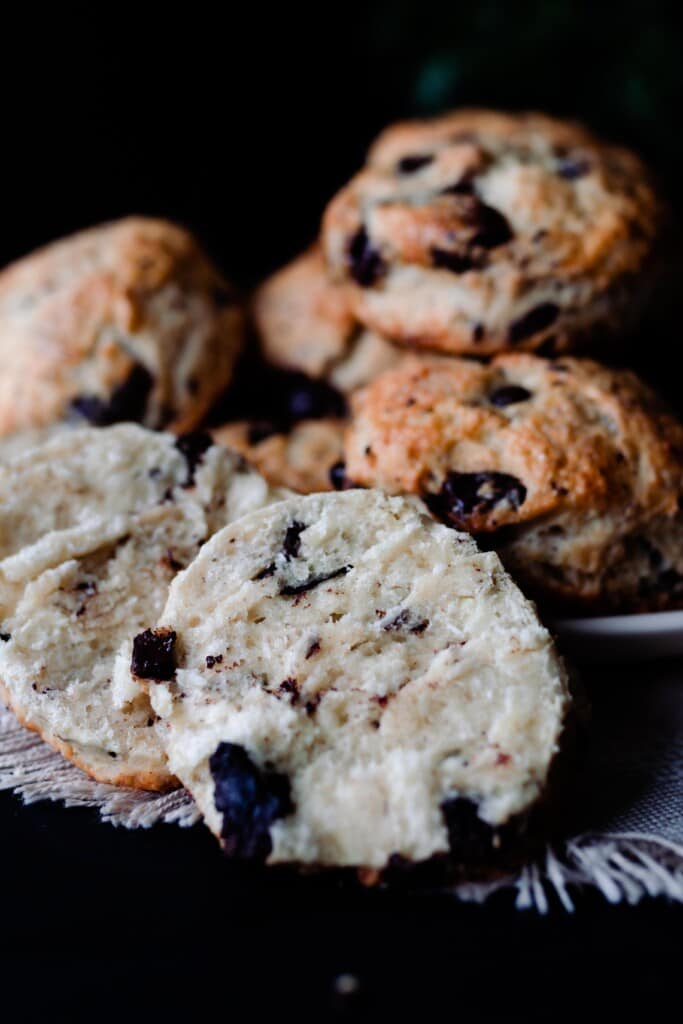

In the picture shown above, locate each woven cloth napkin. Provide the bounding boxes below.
[2,660,682,911]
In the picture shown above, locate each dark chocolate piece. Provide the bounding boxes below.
[209,742,293,861]
[425,471,527,526]
[431,247,480,275]
[347,227,386,287]
[69,364,153,426]
[329,461,347,491]
[175,431,213,487]
[280,565,351,597]
[508,303,560,344]
[381,609,429,634]
[397,153,434,174]
[131,628,177,681]
[282,521,306,560]
[489,385,532,407]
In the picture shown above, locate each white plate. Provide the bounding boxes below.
[552,609,683,662]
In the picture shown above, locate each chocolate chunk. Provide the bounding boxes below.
[69,364,153,426]
[280,565,351,597]
[282,521,306,560]
[305,638,321,659]
[431,247,480,275]
[397,153,434,174]
[164,549,184,572]
[329,461,347,491]
[74,580,97,594]
[441,178,476,196]
[131,628,177,681]
[206,654,223,668]
[209,742,293,862]
[253,562,276,581]
[247,420,278,445]
[283,373,347,423]
[535,336,559,357]
[556,156,591,180]
[175,431,213,487]
[425,471,527,526]
[508,304,559,344]
[489,385,532,407]
[305,695,321,716]
[347,227,386,287]
[0,632,10,642]
[469,203,513,249]
[278,678,299,703]
[381,609,429,634]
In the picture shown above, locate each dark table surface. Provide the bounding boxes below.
[2,780,681,1023]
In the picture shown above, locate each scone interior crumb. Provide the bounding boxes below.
[148,491,570,868]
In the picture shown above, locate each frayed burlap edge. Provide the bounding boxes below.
[3,701,682,911]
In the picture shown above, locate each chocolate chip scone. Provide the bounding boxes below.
[0,217,243,438]
[322,109,665,355]
[0,425,277,789]
[253,246,404,392]
[343,354,683,613]
[138,490,570,869]
[212,418,345,493]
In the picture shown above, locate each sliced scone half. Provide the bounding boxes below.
[138,490,571,867]
[0,424,279,790]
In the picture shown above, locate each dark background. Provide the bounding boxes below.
[2,3,683,1019]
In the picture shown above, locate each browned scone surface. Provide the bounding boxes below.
[253,245,404,393]
[213,418,345,494]
[344,353,683,612]
[322,109,664,356]
[0,217,243,437]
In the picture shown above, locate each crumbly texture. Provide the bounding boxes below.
[0,425,277,789]
[146,491,569,868]
[0,424,72,462]
[253,246,404,392]
[322,109,664,355]
[345,354,683,612]
[0,217,243,438]
[212,418,345,493]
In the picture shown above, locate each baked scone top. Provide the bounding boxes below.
[323,109,664,354]
[0,217,243,437]
[345,353,683,533]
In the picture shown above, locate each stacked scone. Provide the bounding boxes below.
[0,108,678,878]
[234,109,682,616]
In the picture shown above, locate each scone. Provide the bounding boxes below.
[343,354,683,612]
[212,418,345,493]
[253,246,404,392]
[0,425,277,789]
[137,491,570,869]
[0,217,243,438]
[322,109,664,355]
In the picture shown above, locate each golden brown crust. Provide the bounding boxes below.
[0,678,177,792]
[212,418,345,494]
[0,217,243,437]
[253,246,357,378]
[345,354,683,611]
[252,246,404,393]
[322,109,664,355]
